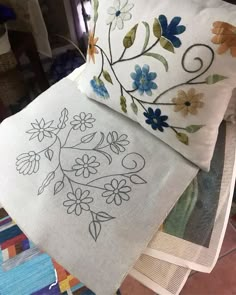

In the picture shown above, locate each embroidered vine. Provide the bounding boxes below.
[16,109,147,241]
[89,0,228,145]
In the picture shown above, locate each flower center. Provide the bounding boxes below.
[153,118,159,124]
[84,164,88,168]
[80,119,85,124]
[115,10,121,17]
[39,128,44,132]
[185,101,191,107]
[140,77,146,85]
[114,189,119,194]
[76,199,81,205]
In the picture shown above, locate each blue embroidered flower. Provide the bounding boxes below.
[131,65,157,96]
[158,15,186,48]
[0,4,16,24]
[90,76,109,99]
[144,108,169,132]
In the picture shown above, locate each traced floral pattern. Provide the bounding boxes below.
[16,151,40,175]
[172,89,204,117]
[88,31,99,63]
[26,119,56,142]
[72,154,100,178]
[16,109,147,241]
[144,108,169,132]
[107,131,130,154]
[90,76,110,98]
[70,112,96,131]
[158,15,186,48]
[211,21,236,57]
[63,188,93,216]
[131,65,158,96]
[102,179,131,206]
[106,0,134,30]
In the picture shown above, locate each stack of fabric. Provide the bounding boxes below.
[0,1,236,294]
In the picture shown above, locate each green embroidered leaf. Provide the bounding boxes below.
[123,24,138,49]
[93,0,99,23]
[160,36,175,53]
[205,74,228,85]
[186,125,205,134]
[176,133,189,145]
[142,21,150,52]
[131,102,138,115]
[144,52,168,72]
[103,70,113,84]
[120,96,127,113]
[153,18,162,38]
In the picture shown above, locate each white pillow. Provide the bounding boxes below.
[77,0,236,171]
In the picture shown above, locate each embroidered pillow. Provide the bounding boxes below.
[77,0,236,170]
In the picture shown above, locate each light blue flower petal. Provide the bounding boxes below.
[130,72,137,80]
[138,88,144,95]
[142,64,150,74]
[150,82,158,90]
[135,65,142,75]
[145,89,152,96]
[148,72,157,81]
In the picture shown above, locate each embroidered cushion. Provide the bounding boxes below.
[77,0,236,171]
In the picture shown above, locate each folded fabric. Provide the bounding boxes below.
[77,0,236,171]
[0,77,197,294]
[144,121,236,272]
[131,255,191,295]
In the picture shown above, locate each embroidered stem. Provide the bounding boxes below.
[98,49,105,79]
[108,23,113,64]
[153,44,214,103]
[112,39,160,66]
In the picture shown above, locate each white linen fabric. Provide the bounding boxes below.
[0,78,197,295]
[77,0,236,171]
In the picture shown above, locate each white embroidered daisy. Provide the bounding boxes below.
[106,0,134,30]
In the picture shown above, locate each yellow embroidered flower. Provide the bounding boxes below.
[172,88,204,117]
[211,21,236,57]
[88,32,99,63]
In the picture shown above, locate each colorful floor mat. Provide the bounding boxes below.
[0,208,95,295]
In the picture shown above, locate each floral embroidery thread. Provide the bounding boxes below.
[211,21,236,57]
[131,65,158,96]
[172,89,204,117]
[88,31,99,63]
[16,109,147,241]
[106,0,134,31]
[89,1,229,145]
[144,108,169,132]
[90,76,110,98]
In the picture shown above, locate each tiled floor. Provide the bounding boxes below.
[120,218,236,295]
